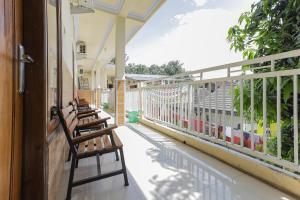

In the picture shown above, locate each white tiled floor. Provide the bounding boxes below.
[58,112,296,200]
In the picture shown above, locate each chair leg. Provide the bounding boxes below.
[75,158,79,168]
[66,156,76,200]
[115,150,119,161]
[108,134,119,161]
[119,148,129,186]
[67,149,71,162]
[96,154,101,175]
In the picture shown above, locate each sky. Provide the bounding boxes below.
[126,0,257,71]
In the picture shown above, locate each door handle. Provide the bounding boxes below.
[18,45,34,94]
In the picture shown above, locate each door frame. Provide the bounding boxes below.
[22,0,48,199]
[22,0,63,199]
[10,0,23,199]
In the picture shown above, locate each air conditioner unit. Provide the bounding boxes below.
[76,41,87,60]
[71,0,95,14]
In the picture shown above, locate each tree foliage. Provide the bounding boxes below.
[125,60,185,76]
[227,0,300,162]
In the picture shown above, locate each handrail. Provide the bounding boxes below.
[133,49,300,173]
[144,49,300,83]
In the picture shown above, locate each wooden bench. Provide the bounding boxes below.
[66,103,114,161]
[75,96,90,111]
[58,106,129,200]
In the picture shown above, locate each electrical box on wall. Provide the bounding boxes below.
[71,0,95,14]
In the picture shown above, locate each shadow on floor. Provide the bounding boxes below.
[127,124,295,200]
[57,152,148,200]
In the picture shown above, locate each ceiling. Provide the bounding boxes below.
[74,0,166,70]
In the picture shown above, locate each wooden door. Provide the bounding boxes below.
[0,0,23,199]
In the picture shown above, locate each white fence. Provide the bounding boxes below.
[125,88,140,112]
[136,49,300,173]
[101,89,115,109]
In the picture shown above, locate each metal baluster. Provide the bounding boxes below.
[251,79,255,150]
[276,77,281,158]
[263,78,267,154]
[197,85,201,132]
[230,80,234,144]
[203,84,206,134]
[215,82,218,139]
[240,80,244,147]
[222,82,226,141]
[209,83,212,136]
[293,75,298,165]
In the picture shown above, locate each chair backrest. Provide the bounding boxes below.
[75,97,80,105]
[70,100,79,114]
[58,105,79,154]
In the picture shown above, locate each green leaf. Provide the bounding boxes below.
[283,83,293,103]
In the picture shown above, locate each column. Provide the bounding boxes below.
[115,16,126,125]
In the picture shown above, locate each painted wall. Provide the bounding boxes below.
[62,0,74,106]
[47,1,75,199]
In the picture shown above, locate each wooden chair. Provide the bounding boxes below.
[58,106,129,200]
[75,97,90,110]
[65,104,114,162]
[70,101,110,130]
[70,100,101,120]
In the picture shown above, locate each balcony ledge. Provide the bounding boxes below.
[140,117,300,198]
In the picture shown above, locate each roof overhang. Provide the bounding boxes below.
[74,0,166,70]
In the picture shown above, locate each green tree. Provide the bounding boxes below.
[228,0,300,162]
[125,63,149,74]
[125,60,185,76]
[163,60,185,76]
[149,64,164,75]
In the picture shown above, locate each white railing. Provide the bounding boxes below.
[125,88,140,112]
[101,89,110,104]
[101,89,115,109]
[137,49,300,173]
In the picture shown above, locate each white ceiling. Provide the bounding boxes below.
[75,0,165,70]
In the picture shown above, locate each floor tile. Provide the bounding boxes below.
[58,120,296,200]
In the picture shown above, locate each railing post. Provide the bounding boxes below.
[180,86,184,128]
[263,77,267,154]
[230,80,234,144]
[208,83,212,136]
[202,83,206,134]
[197,85,201,132]
[271,60,275,71]
[227,67,230,78]
[276,76,281,158]
[251,79,255,151]
[188,84,193,131]
[293,75,298,165]
[222,81,226,140]
[240,80,244,147]
[215,82,218,139]
[138,82,143,117]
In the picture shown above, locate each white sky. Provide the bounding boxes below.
[126,0,257,71]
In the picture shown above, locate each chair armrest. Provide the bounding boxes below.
[78,109,97,115]
[77,117,111,130]
[72,125,117,144]
[77,112,98,119]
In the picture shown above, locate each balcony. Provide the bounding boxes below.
[55,110,295,199]
[122,50,300,198]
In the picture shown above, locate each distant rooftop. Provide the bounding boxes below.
[125,74,166,81]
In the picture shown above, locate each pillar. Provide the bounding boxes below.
[115,16,126,125]
[96,88,101,108]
